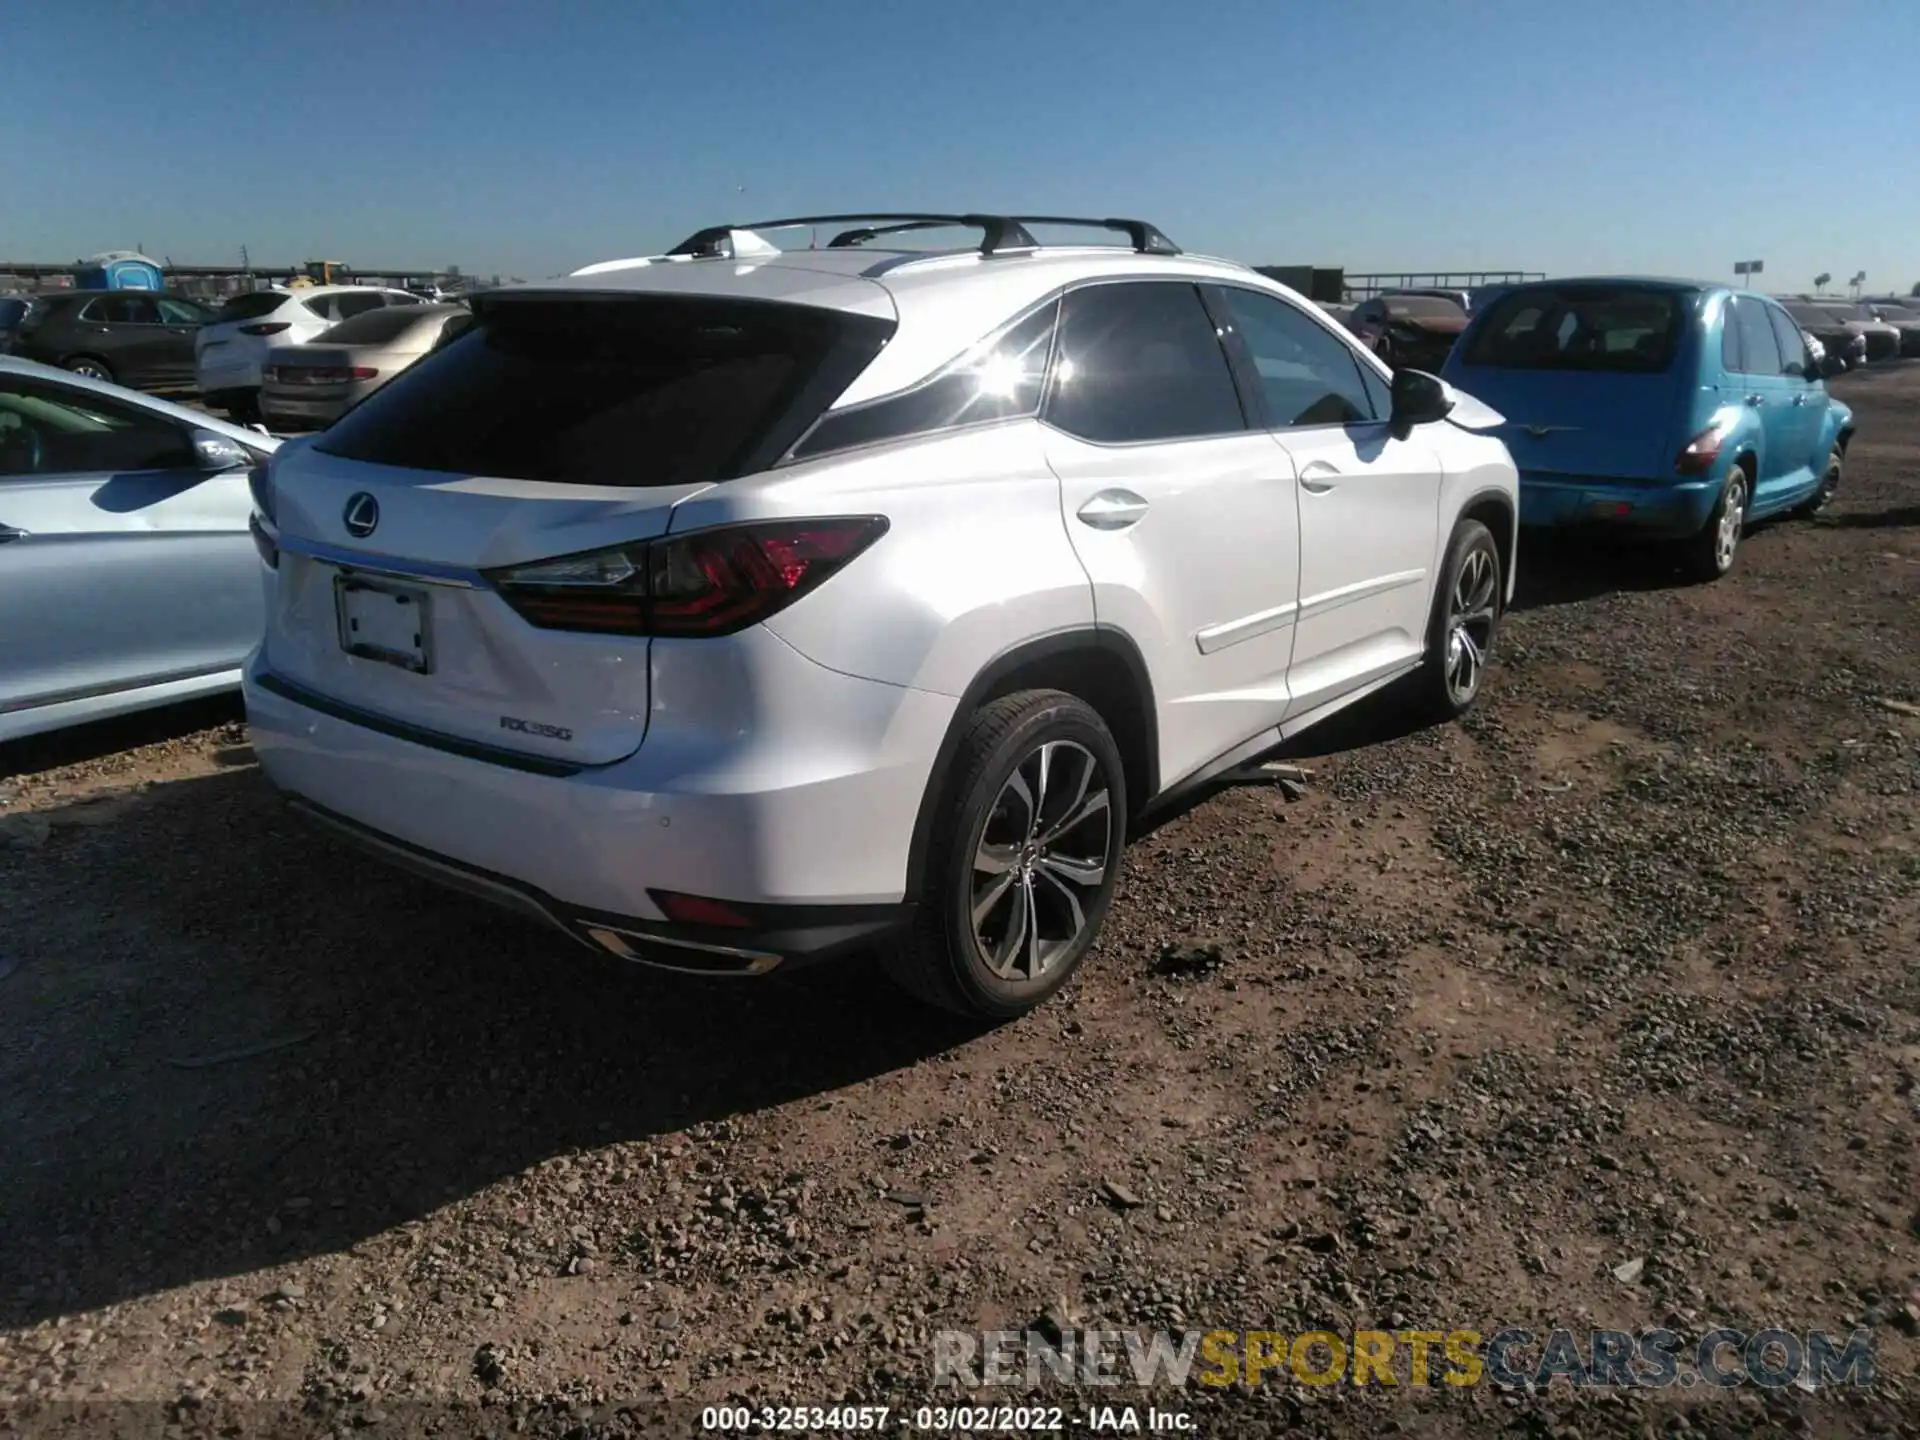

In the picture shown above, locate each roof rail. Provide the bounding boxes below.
[664,212,1179,260]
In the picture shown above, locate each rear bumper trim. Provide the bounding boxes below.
[275,535,486,589]
[254,669,585,778]
[284,793,912,973]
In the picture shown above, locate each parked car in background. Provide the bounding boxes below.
[1442,279,1853,581]
[260,303,476,430]
[0,357,279,741]
[0,295,34,350]
[1813,302,1902,363]
[1386,286,1472,312]
[243,210,1517,1018]
[1781,302,1869,371]
[1316,300,1355,325]
[0,291,214,390]
[1862,299,1920,357]
[196,285,426,420]
[1346,294,1468,370]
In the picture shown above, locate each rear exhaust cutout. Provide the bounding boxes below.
[583,926,784,977]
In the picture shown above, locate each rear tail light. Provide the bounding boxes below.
[1674,414,1737,477]
[488,517,888,638]
[239,321,291,336]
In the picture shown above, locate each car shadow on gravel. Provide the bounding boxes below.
[0,695,243,780]
[1816,503,1920,530]
[1507,533,1695,612]
[0,766,986,1329]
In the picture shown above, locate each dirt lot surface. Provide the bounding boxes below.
[3,369,1917,1438]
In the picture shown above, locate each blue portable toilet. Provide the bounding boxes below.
[74,251,165,291]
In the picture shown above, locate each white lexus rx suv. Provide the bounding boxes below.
[243,213,1518,1018]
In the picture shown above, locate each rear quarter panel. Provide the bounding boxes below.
[673,422,1096,698]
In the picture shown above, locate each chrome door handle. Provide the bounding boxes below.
[1791,393,1809,405]
[1076,489,1149,530]
[1745,393,1765,406]
[0,523,26,542]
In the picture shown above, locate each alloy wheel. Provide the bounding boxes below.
[1444,544,1499,706]
[1716,475,1747,571]
[969,740,1112,982]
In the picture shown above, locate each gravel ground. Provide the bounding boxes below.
[2,368,1917,1438]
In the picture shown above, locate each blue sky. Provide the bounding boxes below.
[4,0,1915,291]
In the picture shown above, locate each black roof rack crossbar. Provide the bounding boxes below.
[665,212,1179,260]
[1006,216,1181,256]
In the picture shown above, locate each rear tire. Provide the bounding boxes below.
[63,356,113,383]
[1793,447,1842,519]
[1682,466,1748,582]
[1417,518,1502,720]
[880,690,1126,1020]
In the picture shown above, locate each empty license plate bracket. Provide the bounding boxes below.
[334,575,432,674]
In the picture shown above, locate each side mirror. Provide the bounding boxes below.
[1815,353,1846,380]
[191,428,253,472]
[1389,368,1455,440]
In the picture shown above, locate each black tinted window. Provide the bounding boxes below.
[0,378,193,478]
[1720,301,1744,372]
[1215,286,1376,427]
[1764,304,1809,377]
[1462,287,1684,372]
[216,292,288,322]
[791,300,1056,459]
[0,299,29,329]
[1046,282,1244,443]
[1729,297,1781,376]
[318,296,894,487]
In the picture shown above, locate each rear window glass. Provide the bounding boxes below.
[216,292,287,323]
[316,296,895,486]
[315,307,438,345]
[1381,296,1464,320]
[1461,287,1684,373]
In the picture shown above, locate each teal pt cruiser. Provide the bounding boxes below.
[1441,278,1855,581]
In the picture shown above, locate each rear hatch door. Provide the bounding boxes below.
[261,287,895,767]
[1448,284,1695,481]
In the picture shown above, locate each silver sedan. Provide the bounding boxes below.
[260,303,473,430]
[0,357,278,742]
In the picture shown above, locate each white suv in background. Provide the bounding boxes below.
[196,285,423,419]
[243,212,1518,1018]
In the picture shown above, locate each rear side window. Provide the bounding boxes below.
[0,298,30,329]
[1728,297,1781,376]
[790,299,1057,460]
[1462,287,1685,373]
[1764,304,1809,376]
[215,292,287,323]
[1045,282,1245,443]
[317,296,896,487]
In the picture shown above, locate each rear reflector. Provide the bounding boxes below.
[650,891,754,928]
[488,517,888,638]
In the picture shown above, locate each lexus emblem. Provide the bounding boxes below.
[342,492,380,538]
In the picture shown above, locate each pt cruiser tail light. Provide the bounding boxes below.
[488,517,888,638]
[1674,414,1738,477]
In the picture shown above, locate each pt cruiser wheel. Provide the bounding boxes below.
[1685,467,1747,582]
[883,690,1127,1019]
